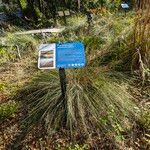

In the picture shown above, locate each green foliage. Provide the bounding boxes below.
[68,144,88,150]
[106,0,122,10]
[15,0,116,23]
[0,4,6,12]
[55,144,88,150]
[0,32,38,64]
[81,0,106,9]
[7,13,140,145]
[1,3,149,149]
[0,46,16,64]
[18,0,27,10]
[83,36,104,55]
[67,15,87,29]
[0,101,19,120]
[0,82,7,91]
[141,109,150,129]
[34,6,43,18]
[6,33,38,47]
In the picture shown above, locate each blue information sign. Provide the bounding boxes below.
[56,42,86,68]
[38,42,86,69]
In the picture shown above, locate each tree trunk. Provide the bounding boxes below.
[27,0,38,21]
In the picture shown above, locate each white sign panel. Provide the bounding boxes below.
[121,3,129,9]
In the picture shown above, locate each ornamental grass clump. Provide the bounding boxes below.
[16,68,139,143]
[131,1,150,84]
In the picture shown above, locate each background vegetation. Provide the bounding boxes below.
[0,0,149,149]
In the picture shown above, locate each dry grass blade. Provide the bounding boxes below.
[131,0,150,84]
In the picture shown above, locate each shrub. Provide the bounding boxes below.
[0,101,19,120]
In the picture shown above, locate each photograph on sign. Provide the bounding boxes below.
[38,44,56,69]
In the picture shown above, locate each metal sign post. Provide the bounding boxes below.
[59,68,67,98]
[59,67,67,125]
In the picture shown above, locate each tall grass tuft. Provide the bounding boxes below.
[16,68,139,143]
[131,0,150,84]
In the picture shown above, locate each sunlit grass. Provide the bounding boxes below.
[17,68,139,143]
[67,14,87,30]
[0,101,20,120]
